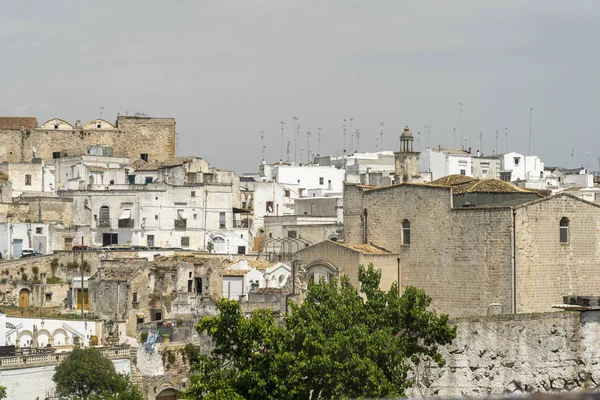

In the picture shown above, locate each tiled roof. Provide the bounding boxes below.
[0,117,37,129]
[135,161,162,171]
[131,159,147,169]
[247,260,275,270]
[134,157,198,171]
[430,175,535,194]
[336,242,392,254]
[430,175,477,186]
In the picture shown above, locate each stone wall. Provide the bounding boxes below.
[342,183,366,244]
[515,195,600,313]
[411,310,600,398]
[0,115,175,164]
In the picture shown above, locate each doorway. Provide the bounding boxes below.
[12,239,23,258]
[19,289,30,308]
[102,233,118,247]
[156,389,179,400]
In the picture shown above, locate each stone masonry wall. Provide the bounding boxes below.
[516,195,600,313]
[361,184,514,317]
[343,183,366,244]
[411,310,600,398]
[0,115,175,164]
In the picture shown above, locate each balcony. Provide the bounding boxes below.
[98,219,111,228]
[174,219,187,230]
[118,219,134,228]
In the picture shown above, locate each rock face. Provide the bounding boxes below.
[410,311,600,397]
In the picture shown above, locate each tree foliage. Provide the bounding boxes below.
[52,347,142,400]
[185,264,456,399]
[0,386,6,400]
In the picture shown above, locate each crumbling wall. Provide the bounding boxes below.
[411,311,600,398]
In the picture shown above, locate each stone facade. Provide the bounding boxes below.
[0,115,175,164]
[343,181,600,317]
[411,310,600,397]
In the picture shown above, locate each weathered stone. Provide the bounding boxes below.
[551,378,565,389]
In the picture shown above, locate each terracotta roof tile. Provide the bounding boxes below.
[0,117,37,129]
[336,242,392,254]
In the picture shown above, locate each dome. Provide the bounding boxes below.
[400,126,413,139]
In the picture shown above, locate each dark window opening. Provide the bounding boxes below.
[36,227,43,234]
[219,212,226,229]
[188,280,193,292]
[402,220,411,245]
[191,191,196,197]
[133,292,138,303]
[140,153,149,162]
[45,293,52,301]
[145,176,153,184]
[237,246,246,254]
[266,201,274,212]
[287,230,297,239]
[25,174,32,186]
[181,236,190,247]
[195,277,203,294]
[560,217,569,243]
[52,152,61,159]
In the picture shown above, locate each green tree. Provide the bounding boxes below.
[0,385,6,400]
[185,264,456,400]
[52,347,142,400]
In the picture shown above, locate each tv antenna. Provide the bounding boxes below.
[260,127,266,162]
[317,126,322,156]
[293,117,299,164]
[355,129,360,152]
[417,131,421,152]
[453,127,456,149]
[279,121,285,161]
[528,108,533,155]
[343,119,347,154]
[306,129,311,163]
[459,102,463,143]
[504,127,508,153]
[495,130,499,155]
[379,121,384,152]
[585,149,590,171]
[424,125,435,149]
[349,118,354,153]
[478,132,483,155]
[99,105,105,118]
[286,141,291,162]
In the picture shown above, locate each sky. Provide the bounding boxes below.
[1,0,599,173]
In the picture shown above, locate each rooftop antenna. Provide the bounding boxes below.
[571,149,575,167]
[356,129,360,152]
[464,137,468,151]
[528,108,533,156]
[286,141,291,162]
[597,156,600,171]
[379,121,384,152]
[260,127,266,162]
[317,126,322,156]
[453,127,456,149]
[375,136,379,152]
[417,131,421,152]
[504,127,508,153]
[279,121,285,161]
[99,105,105,118]
[478,132,483,155]
[350,131,354,154]
[585,149,590,171]
[306,129,311,163]
[495,130,499,155]
[424,125,435,149]
[300,147,304,164]
[343,119,347,155]
[459,102,463,143]
[293,117,299,164]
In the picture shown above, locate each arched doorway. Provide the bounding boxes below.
[19,289,30,308]
[156,388,179,400]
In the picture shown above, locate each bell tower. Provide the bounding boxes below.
[394,126,420,183]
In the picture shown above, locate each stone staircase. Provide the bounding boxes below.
[129,345,144,389]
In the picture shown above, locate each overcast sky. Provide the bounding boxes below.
[2,1,599,173]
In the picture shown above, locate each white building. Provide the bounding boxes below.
[3,316,101,348]
[315,151,396,186]
[419,148,474,181]
[222,259,291,300]
[0,162,54,197]
[498,152,544,182]
[259,163,345,200]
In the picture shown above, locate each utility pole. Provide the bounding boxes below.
[453,127,456,149]
[279,121,285,161]
[478,132,483,155]
[417,131,421,152]
[349,119,354,153]
[586,149,590,171]
[355,129,360,152]
[464,137,468,151]
[504,127,508,153]
[317,126,322,156]
[286,141,290,162]
[379,121,384,152]
[293,117,298,164]
[528,108,533,156]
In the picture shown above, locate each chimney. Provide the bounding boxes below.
[476,150,480,157]
[468,147,472,154]
[438,144,441,151]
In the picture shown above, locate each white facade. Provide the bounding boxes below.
[222,260,291,300]
[0,222,51,259]
[54,155,129,191]
[262,164,345,199]
[0,162,49,197]
[4,316,101,348]
[419,148,473,180]
[498,152,545,182]
[240,180,287,236]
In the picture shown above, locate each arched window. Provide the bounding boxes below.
[402,220,411,245]
[560,217,569,243]
[99,206,110,227]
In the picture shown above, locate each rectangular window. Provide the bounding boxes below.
[154,215,159,220]
[187,172,197,183]
[514,157,520,166]
[188,280,193,292]
[147,235,155,247]
[132,292,138,303]
[145,177,153,184]
[128,175,135,184]
[140,153,149,162]
[45,293,52,301]
[219,212,226,229]
[266,201,274,212]
[36,227,43,234]
[181,236,190,246]
[460,170,466,176]
[287,230,297,239]
[193,213,197,220]
[319,177,324,185]
[191,191,196,197]
[237,246,246,254]
[195,277,203,294]
[52,152,61,159]
[284,189,290,197]
[25,174,32,186]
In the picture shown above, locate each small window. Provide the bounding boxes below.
[191,191,196,197]
[145,177,153,184]
[181,236,190,246]
[514,157,520,166]
[237,246,246,254]
[188,280,193,292]
[193,213,197,220]
[54,124,58,130]
[560,217,569,243]
[36,227,43,234]
[402,220,411,245]
[155,215,159,220]
[52,152,61,159]
[219,212,226,229]
[319,177,324,185]
[266,201,274,212]
[459,170,466,176]
[109,180,115,185]
[132,292,138,303]
[288,230,297,239]
[284,189,290,197]
[140,153,149,162]
[25,174,32,186]
[45,293,52,301]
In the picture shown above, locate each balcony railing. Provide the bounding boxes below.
[175,219,187,230]
[98,219,111,228]
[118,219,134,228]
